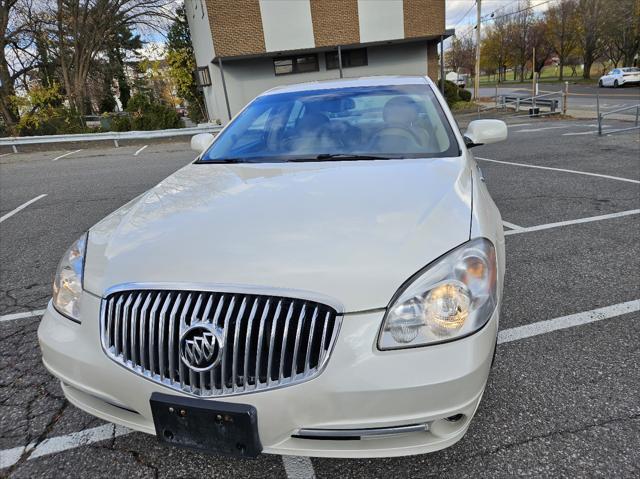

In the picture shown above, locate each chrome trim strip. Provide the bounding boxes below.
[278,302,294,383]
[290,304,306,378]
[304,306,318,375]
[296,423,429,439]
[243,297,259,393]
[255,299,270,388]
[101,282,344,314]
[231,297,247,392]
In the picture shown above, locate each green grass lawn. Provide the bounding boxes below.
[478,66,599,86]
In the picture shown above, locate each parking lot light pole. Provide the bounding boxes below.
[337,46,343,79]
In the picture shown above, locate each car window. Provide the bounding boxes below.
[200,84,460,162]
[613,69,621,74]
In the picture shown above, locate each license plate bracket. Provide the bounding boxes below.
[150,392,262,458]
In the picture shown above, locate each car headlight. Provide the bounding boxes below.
[378,238,497,350]
[52,233,88,321]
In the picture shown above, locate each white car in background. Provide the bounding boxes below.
[598,67,640,87]
[39,76,507,458]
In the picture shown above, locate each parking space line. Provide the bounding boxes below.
[0,152,12,157]
[0,309,46,323]
[0,424,130,469]
[498,299,640,344]
[134,145,148,156]
[504,209,640,236]
[0,194,47,224]
[562,130,603,136]
[476,157,640,184]
[1,298,638,470]
[513,125,573,133]
[502,221,523,231]
[282,456,316,478]
[52,149,82,162]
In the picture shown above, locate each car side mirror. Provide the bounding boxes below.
[463,119,508,148]
[190,133,215,153]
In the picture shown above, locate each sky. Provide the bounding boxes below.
[446,0,553,42]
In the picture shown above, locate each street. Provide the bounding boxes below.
[477,82,640,115]
[1,116,639,478]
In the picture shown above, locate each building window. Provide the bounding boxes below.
[326,48,368,70]
[273,54,319,76]
[196,66,211,87]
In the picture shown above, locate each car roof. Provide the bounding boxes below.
[261,76,432,96]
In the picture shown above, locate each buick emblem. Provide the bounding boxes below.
[179,323,222,372]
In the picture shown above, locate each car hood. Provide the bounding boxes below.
[84,158,472,312]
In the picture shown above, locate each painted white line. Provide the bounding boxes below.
[0,194,47,224]
[134,145,148,156]
[29,424,130,460]
[498,299,640,344]
[507,123,532,127]
[0,424,130,469]
[0,309,46,323]
[504,209,640,236]
[562,130,599,136]
[52,149,82,162]
[476,157,640,184]
[0,152,12,158]
[502,221,523,231]
[1,299,637,469]
[513,125,571,133]
[282,456,316,479]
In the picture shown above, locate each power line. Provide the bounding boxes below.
[450,1,477,28]
[482,0,553,23]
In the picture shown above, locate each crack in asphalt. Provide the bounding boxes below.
[5,401,69,476]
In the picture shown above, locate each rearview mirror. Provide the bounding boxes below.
[463,120,507,148]
[190,133,214,153]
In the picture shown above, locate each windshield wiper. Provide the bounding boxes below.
[288,154,401,162]
[198,157,279,164]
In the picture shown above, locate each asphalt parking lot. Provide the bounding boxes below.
[1,115,639,478]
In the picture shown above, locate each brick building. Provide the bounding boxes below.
[186,0,451,123]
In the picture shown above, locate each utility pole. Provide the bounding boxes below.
[474,0,481,101]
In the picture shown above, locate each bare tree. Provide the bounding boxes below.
[445,35,476,75]
[601,0,640,68]
[545,0,579,80]
[52,0,173,113]
[577,0,605,78]
[1,0,42,127]
[508,0,534,82]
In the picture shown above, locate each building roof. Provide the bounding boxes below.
[214,31,455,62]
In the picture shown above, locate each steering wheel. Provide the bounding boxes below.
[369,125,423,149]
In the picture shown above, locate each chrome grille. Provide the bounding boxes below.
[100,288,341,397]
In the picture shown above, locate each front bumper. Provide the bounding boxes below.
[38,293,497,458]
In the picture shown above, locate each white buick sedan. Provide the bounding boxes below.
[39,76,507,458]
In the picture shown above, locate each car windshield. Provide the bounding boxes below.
[199,84,460,163]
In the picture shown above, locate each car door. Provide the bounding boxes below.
[611,68,623,85]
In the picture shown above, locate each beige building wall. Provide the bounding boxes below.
[205,0,266,57]
[310,0,360,47]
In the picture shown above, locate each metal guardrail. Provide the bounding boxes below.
[597,97,640,136]
[454,90,566,119]
[496,91,562,116]
[0,124,223,152]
